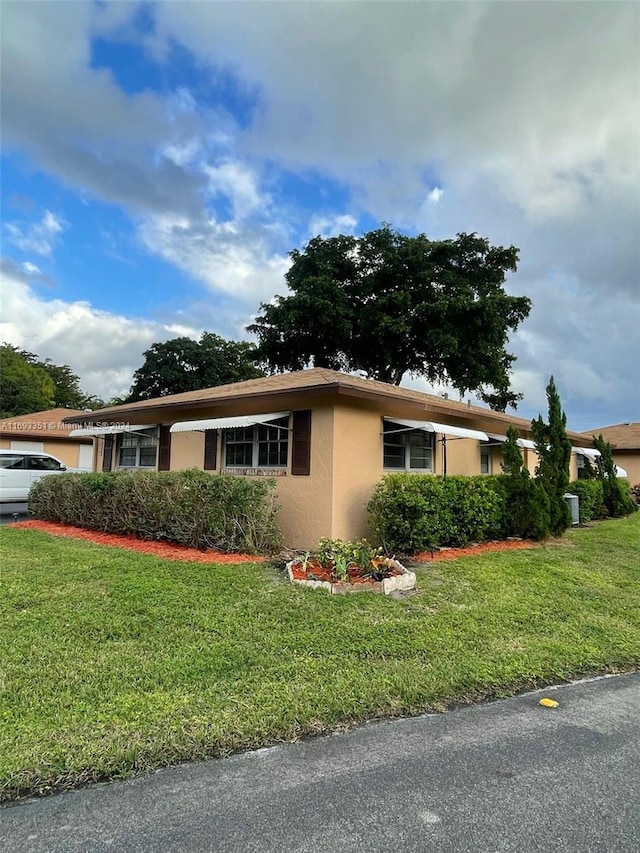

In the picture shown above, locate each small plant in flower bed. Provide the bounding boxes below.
[290,538,401,584]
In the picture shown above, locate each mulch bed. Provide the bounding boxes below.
[412,539,537,562]
[8,520,265,564]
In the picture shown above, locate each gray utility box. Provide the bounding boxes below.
[563,493,580,525]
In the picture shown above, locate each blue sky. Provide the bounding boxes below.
[1,1,638,430]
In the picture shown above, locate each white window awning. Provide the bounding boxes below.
[486,432,537,450]
[170,412,289,434]
[68,424,153,438]
[572,447,601,459]
[616,465,628,478]
[384,418,488,441]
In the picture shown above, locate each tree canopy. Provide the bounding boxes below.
[247,225,532,410]
[126,332,264,402]
[0,345,56,418]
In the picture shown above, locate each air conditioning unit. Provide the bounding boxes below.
[563,493,580,525]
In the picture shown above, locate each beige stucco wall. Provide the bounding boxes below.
[272,405,335,548]
[611,452,640,485]
[329,406,506,544]
[171,430,206,470]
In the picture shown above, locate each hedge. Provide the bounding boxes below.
[367,474,506,552]
[28,470,283,554]
[567,479,606,523]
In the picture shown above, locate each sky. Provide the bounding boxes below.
[1,0,638,431]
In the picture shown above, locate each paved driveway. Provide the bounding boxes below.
[3,673,639,852]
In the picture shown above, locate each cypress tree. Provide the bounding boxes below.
[531,376,572,535]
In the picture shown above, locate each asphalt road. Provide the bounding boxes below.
[2,673,639,853]
[0,502,29,525]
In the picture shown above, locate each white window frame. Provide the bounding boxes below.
[383,421,435,472]
[223,417,289,469]
[116,427,158,469]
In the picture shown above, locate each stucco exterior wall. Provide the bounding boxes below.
[611,452,640,485]
[171,431,206,470]
[271,406,335,548]
[330,405,382,542]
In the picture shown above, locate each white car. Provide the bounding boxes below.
[0,449,79,503]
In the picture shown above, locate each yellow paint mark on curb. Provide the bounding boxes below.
[539,697,559,708]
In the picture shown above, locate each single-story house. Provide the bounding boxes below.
[581,423,640,485]
[63,368,591,548]
[0,408,94,470]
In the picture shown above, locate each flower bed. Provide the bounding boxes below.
[286,538,416,595]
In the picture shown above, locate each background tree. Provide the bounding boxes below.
[531,376,572,535]
[0,344,55,417]
[126,332,264,402]
[1,344,109,415]
[248,225,531,410]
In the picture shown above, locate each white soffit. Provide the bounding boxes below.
[68,424,152,437]
[384,417,488,441]
[170,412,289,434]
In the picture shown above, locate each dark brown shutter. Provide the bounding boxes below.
[102,435,113,471]
[204,430,218,470]
[158,425,172,471]
[291,410,311,476]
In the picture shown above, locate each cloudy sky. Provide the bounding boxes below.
[1,1,638,430]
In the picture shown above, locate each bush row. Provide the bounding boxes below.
[28,470,283,554]
[367,474,507,552]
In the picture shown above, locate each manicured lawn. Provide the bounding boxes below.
[1,514,639,802]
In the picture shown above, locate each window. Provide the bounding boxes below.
[480,443,492,474]
[117,428,158,468]
[0,454,26,470]
[27,455,65,471]
[223,417,289,468]
[383,421,434,471]
[576,453,590,480]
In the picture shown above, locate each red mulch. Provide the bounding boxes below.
[8,520,265,563]
[413,540,537,561]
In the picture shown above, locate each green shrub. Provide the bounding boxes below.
[567,480,605,522]
[367,474,505,552]
[500,474,551,540]
[28,470,283,554]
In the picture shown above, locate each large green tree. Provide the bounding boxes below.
[0,344,104,416]
[126,332,264,402]
[0,345,56,417]
[531,376,572,535]
[248,225,531,410]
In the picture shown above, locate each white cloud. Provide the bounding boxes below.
[308,214,358,238]
[425,188,443,206]
[137,212,290,305]
[5,210,65,257]
[0,261,199,400]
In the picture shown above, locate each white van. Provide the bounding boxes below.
[0,449,78,503]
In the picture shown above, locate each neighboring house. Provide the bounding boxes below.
[581,423,640,485]
[64,368,590,548]
[0,408,94,470]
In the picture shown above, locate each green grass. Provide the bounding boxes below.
[1,514,639,801]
